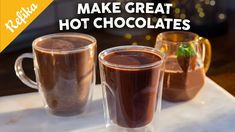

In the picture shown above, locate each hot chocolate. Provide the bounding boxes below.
[34,36,96,116]
[100,50,163,128]
[163,58,205,101]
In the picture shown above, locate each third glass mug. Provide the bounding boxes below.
[155,31,211,102]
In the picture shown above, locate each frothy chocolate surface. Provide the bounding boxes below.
[36,36,92,50]
[104,50,161,66]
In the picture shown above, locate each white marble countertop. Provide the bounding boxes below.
[0,77,235,132]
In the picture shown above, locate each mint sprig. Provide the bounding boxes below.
[176,43,196,57]
[176,43,197,73]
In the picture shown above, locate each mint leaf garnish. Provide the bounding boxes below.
[176,43,196,57]
[176,43,197,73]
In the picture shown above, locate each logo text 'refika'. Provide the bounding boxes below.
[5,3,38,33]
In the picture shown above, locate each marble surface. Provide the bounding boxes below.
[0,77,235,132]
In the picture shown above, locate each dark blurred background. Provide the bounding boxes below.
[0,0,234,96]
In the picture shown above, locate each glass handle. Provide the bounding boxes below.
[14,53,38,89]
[199,37,212,73]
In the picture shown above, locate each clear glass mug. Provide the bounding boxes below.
[15,33,96,116]
[99,46,165,131]
[155,31,212,102]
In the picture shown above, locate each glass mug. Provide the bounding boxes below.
[155,31,211,102]
[15,33,96,116]
[99,46,165,131]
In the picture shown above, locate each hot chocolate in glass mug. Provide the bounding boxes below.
[155,31,212,102]
[15,33,96,116]
[99,45,165,131]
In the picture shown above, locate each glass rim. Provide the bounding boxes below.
[98,45,165,69]
[156,31,200,44]
[32,32,96,53]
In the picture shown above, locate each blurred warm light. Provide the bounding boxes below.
[124,33,132,39]
[145,35,151,41]
[210,0,216,6]
[171,0,226,27]
[132,42,138,45]
[152,17,158,23]
[160,45,168,52]
[205,0,210,5]
[175,8,180,14]
[195,3,201,9]
[218,13,226,20]
[180,14,186,19]
[199,12,205,18]
[197,7,203,13]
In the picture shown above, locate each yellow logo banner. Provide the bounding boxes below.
[0,0,53,52]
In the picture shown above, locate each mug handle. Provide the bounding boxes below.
[199,37,212,73]
[14,53,38,89]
